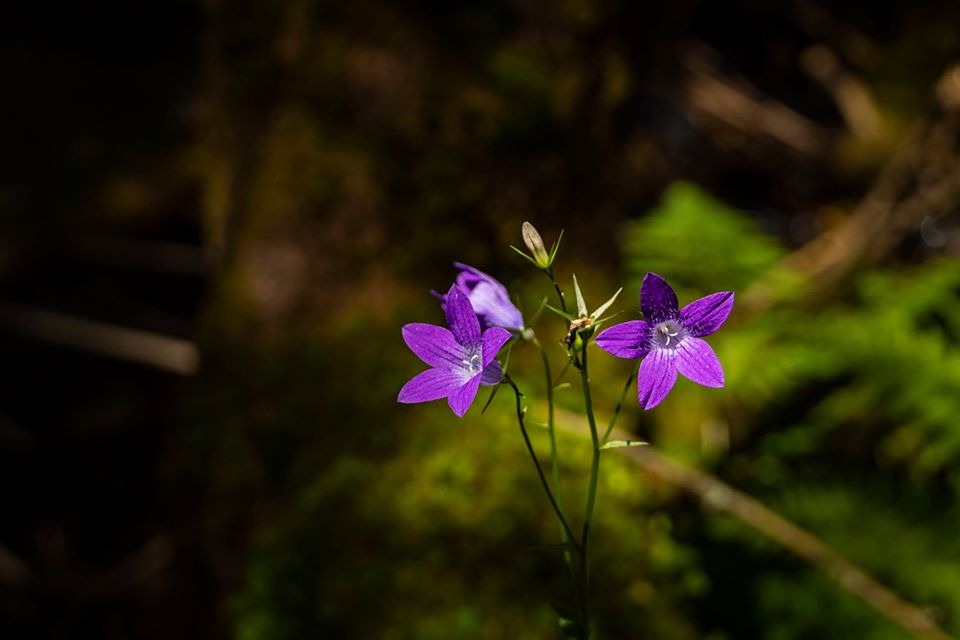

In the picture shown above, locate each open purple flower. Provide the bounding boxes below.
[595,273,734,410]
[436,263,524,331]
[399,284,512,417]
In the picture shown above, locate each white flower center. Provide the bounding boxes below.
[652,320,684,349]
[462,349,483,375]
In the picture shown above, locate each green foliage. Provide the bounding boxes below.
[623,182,788,294]
[221,181,960,639]
[619,181,960,638]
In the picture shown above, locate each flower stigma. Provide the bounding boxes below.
[652,320,684,349]
[463,349,483,375]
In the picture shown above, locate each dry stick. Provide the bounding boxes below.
[0,305,199,375]
[682,45,830,156]
[745,78,960,315]
[616,444,953,640]
[555,409,952,640]
[741,62,960,314]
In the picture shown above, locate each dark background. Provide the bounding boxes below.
[2,1,960,638]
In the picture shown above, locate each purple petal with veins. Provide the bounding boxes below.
[680,291,734,338]
[448,373,482,417]
[402,323,465,369]
[640,272,679,325]
[595,320,650,359]
[636,348,678,410]
[480,360,503,386]
[444,284,481,345]
[398,368,471,404]
[481,327,512,367]
[674,337,724,387]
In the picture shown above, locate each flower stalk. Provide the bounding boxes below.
[397,223,735,639]
[503,376,581,552]
[575,339,601,639]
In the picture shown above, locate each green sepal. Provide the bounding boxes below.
[591,286,623,320]
[600,439,649,450]
[548,229,564,263]
[481,342,514,415]
[528,296,550,324]
[572,274,588,317]
[480,382,501,415]
[509,244,542,268]
[545,303,576,322]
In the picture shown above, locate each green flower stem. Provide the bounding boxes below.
[533,337,584,633]
[600,360,641,446]
[533,338,564,505]
[504,376,581,552]
[546,268,568,314]
[577,344,601,638]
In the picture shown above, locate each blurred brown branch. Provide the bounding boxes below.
[558,409,952,640]
[682,45,831,156]
[0,305,199,375]
[801,44,882,140]
[743,65,960,311]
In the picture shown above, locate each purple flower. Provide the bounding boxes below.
[437,263,524,331]
[398,284,512,417]
[595,273,734,410]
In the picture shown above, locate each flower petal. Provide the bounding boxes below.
[640,273,679,324]
[444,284,481,345]
[637,349,678,410]
[453,262,524,330]
[595,320,651,359]
[675,337,724,388]
[480,360,502,386]
[679,291,734,338]
[481,326,512,367]
[454,262,510,298]
[466,281,525,330]
[402,323,465,369]
[398,368,469,404]
[448,372,482,417]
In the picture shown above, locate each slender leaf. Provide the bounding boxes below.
[591,287,623,320]
[572,273,588,317]
[510,244,541,268]
[600,439,649,450]
[545,303,576,322]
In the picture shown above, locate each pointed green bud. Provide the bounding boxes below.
[572,274,588,317]
[522,222,551,267]
[591,287,622,320]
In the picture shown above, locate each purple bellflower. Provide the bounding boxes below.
[435,263,524,331]
[399,284,512,417]
[596,273,734,410]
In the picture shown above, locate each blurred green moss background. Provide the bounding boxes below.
[2,1,960,638]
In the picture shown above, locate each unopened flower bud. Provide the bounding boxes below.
[522,222,550,268]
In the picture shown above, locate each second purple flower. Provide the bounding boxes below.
[595,273,734,410]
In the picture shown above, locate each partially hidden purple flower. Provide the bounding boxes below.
[436,263,524,331]
[399,284,512,417]
[595,273,734,411]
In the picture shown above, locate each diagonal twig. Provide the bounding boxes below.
[556,408,952,640]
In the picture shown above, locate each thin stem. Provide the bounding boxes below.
[534,339,564,504]
[578,345,602,638]
[534,337,584,632]
[504,377,581,552]
[546,267,568,314]
[601,360,641,446]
